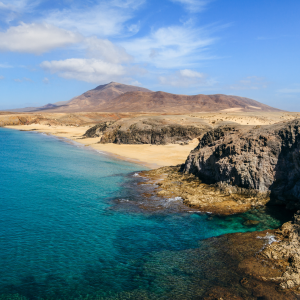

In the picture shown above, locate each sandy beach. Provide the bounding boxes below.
[5,124,198,168]
[3,110,300,169]
[4,110,300,168]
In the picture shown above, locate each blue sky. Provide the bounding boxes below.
[0,0,299,111]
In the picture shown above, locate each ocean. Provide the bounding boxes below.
[0,128,292,299]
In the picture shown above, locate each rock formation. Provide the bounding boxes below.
[84,116,211,145]
[141,165,270,215]
[84,121,116,138]
[259,211,300,291]
[183,119,300,209]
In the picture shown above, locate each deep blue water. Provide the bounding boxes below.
[0,128,292,299]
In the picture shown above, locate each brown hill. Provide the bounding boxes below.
[16,82,280,113]
[96,91,280,113]
[47,82,152,112]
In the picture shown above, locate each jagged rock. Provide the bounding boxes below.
[257,211,300,290]
[83,121,115,137]
[140,166,270,215]
[183,119,300,208]
[84,116,211,145]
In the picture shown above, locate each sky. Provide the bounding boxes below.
[0,0,299,111]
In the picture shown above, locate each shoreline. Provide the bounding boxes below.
[4,124,300,297]
[4,124,198,169]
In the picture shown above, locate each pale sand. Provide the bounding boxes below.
[5,124,197,169]
[5,111,300,168]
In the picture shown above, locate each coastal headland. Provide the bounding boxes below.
[2,82,300,297]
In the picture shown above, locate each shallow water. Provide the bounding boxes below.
[0,128,293,299]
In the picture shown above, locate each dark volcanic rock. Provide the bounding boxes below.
[83,121,115,137]
[100,123,205,145]
[183,119,300,209]
[85,116,211,145]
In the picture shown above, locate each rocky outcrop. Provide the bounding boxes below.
[0,115,29,126]
[183,119,300,209]
[83,121,115,137]
[141,166,270,215]
[84,116,211,145]
[257,212,300,291]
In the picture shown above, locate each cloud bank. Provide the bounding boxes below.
[0,23,82,54]
[159,69,215,87]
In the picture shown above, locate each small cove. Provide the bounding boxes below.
[0,128,293,299]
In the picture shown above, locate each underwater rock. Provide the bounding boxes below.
[243,219,260,226]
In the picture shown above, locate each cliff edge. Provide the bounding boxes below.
[183,119,300,209]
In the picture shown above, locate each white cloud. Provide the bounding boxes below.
[40,57,146,84]
[0,63,12,68]
[14,77,33,82]
[122,24,216,68]
[179,69,205,78]
[229,76,268,90]
[110,0,145,9]
[0,0,41,22]
[170,0,212,12]
[0,2,11,9]
[130,80,142,86]
[277,88,300,93]
[39,31,147,84]
[40,58,127,83]
[159,69,215,87]
[0,23,82,54]
[85,37,132,64]
[127,22,140,35]
[44,0,144,36]
[43,77,49,84]
[0,0,39,11]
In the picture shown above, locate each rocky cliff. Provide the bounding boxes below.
[183,119,300,209]
[84,116,211,145]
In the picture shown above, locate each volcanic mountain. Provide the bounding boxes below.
[12,82,280,113]
[96,91,280,113]
[46,82,152,112]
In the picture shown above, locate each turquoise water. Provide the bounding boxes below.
[0,128,292,299]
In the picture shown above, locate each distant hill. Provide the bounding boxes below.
[8,82,151,113]
[8,82,281,113]
[8,103,59,113]
[46,82,152,112]
[95,91,280,113]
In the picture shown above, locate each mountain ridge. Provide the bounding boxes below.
[8,82,282,113]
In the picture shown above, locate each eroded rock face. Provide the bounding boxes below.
[183,119,300,209]
[84,116,211,145]
[83,121,115,137]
